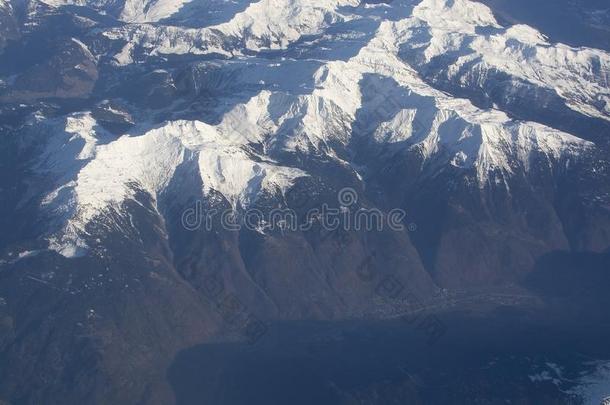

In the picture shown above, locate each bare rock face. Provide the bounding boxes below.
[0,196,221,405]
[0,38,98,102]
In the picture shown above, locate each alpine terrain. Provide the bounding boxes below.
[0,0,609,403]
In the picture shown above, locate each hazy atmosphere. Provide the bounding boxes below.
[0,0,609,403]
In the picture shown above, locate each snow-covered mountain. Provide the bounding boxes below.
[0,0,19,50]
[17,0,607,254]
[0,0,609,404]
[38,0,193,22]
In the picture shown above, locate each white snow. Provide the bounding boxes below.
[40,113,306,255]
[33,0,606,257]
[569,361,610,405]
[70,37,95,60]
[104,0,359,57]
[0,0,12,11]
[39,0,193,22]
[113,42,134,66]
[104,0,610,121]
[120,0,192,22]
[405,0,610,121]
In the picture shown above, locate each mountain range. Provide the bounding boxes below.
[0,0,609,403]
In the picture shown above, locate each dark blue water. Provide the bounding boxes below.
[168,310,610,405]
